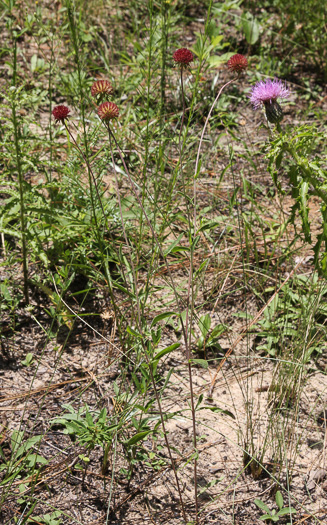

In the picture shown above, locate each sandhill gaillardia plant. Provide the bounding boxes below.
[173,47,194,136]
[175,52,249,522]
[94,84,188,522]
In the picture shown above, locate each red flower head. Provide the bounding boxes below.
[173,48,194,66]
[91,80,113,98]
[52,105,70,122]
[98,101,119,121]
[227,54,248,74]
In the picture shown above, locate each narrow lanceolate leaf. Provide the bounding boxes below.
[154,343,180,361]
[199,406,235,419]
[126,325,142,338]
[277,507,297,516]
[151,312,176,327]
[124,430,152,448]
[164,233,184,256]
[299,181,311,242]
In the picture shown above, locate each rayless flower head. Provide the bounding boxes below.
[250,78,290,124]
[250,78,289,109]
[173,48,194,66]
[91,80,113,98]
[52,105,70,122]
[227,54,248,74]
[98,101,119,121]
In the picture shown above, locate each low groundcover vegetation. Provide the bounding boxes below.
[1,0,327,524]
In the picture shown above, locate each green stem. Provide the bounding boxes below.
[12,37,29,303]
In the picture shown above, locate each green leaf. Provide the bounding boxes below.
[199,314,211,338]
[21,353,33,367]
[126,326,142,338]
[259,515,272,521]
[275,490,283,510]
[277,507,297,516]
[154,343,180,361]
[164,233,184,256]
[25,454,48,467]
[199,406,235,419]
[299,181,311,242]
[254,499,271,514]
[124,430,152,448]
[208,52,234,68]
[241,12,260,44]
[190,359,208,369]
[30,53,37,72]
[15,435,43,460]
[151,312,176,327]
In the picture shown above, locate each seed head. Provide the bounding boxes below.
[250,78,290,109]
[227,54,248,74]
[98,101,119,121]
[52,105,70,122]
[173,48,194,66]
[91,80,113,98]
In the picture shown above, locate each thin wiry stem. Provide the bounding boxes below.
[194,76,237,225]
[186,74,239,520]
[106,125,141,325]
[178,63,199,522]
[63,121,108,230]
[12,37,29,303]
[62,120,127,334]
[107,124,187,522]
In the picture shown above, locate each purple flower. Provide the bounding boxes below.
[250,78,290,109]
[250,78,290,124]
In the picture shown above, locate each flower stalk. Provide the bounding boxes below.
[12,36,29,303]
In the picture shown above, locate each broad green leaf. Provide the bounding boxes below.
[208,52,234,68]
[275,490,283,510]
[254,499,271,513]
[15,434,42,460]
[190,359,208,369]
[199,314,211,338]
[21,353,33,367]
[25,454,48,467]
[241,12,260,44]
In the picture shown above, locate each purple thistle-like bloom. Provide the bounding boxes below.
[250,78,290,109]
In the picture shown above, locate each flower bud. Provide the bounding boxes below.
[264,100,284,124]
[98,101,119,121]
